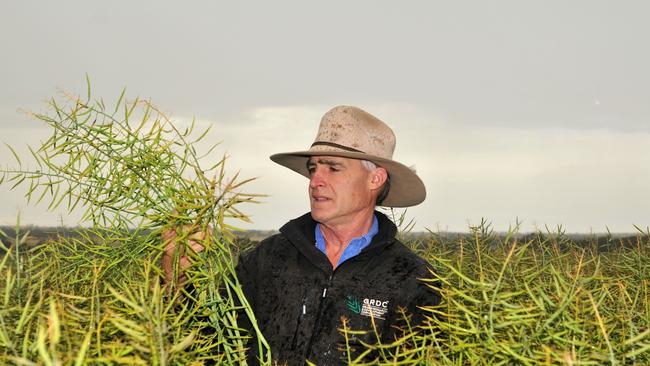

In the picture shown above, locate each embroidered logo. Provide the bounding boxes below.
[346,295,362,314]
[346,295,389,319]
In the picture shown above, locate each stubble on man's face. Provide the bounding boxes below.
[307,156,375,227]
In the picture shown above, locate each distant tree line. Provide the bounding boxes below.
[1,225,647,256]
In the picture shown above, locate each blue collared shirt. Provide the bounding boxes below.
[315,214,379,267]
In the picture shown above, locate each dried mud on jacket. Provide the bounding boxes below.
[236,211,441,365]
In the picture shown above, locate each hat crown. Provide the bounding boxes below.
[312,106,396,159]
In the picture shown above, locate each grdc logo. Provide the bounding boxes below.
[364,298,389,308]
[346,295,390,319]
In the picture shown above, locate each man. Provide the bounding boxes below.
[165,106,440,365]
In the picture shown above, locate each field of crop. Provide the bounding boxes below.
[1,223,648,365]
[0,84,648,365]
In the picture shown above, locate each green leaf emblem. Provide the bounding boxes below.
[346,295,361,314]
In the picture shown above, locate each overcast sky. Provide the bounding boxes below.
[1,1,648,233]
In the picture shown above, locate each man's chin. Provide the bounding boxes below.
[310,209,329,224]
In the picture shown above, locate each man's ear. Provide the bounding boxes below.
[369,167,388,190]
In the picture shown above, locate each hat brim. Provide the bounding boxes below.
[270,150,426,207]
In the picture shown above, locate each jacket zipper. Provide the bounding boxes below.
[291,296,307,350]
[303,273,333,359]
[302,238,395,360]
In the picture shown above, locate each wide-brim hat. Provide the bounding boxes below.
[270,105,426,207]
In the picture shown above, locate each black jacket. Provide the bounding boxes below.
[236,211,440,365]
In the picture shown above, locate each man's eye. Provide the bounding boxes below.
[329,167,339,172]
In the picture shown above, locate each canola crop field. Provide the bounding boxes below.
[0,225,648,365]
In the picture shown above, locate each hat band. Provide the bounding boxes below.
[311,141,365,153]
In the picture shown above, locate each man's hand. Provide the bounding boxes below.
[161,225,210,292]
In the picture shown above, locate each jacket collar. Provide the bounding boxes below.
[279,211,397,273]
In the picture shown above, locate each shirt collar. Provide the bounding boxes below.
[314,214,379,258]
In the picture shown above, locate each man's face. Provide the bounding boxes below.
[307,156,377,227]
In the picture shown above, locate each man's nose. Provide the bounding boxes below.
[309,168,325,188]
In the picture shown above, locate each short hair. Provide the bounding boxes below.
[361,160,391,206]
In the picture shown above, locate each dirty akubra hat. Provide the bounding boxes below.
[270,105,426,207]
